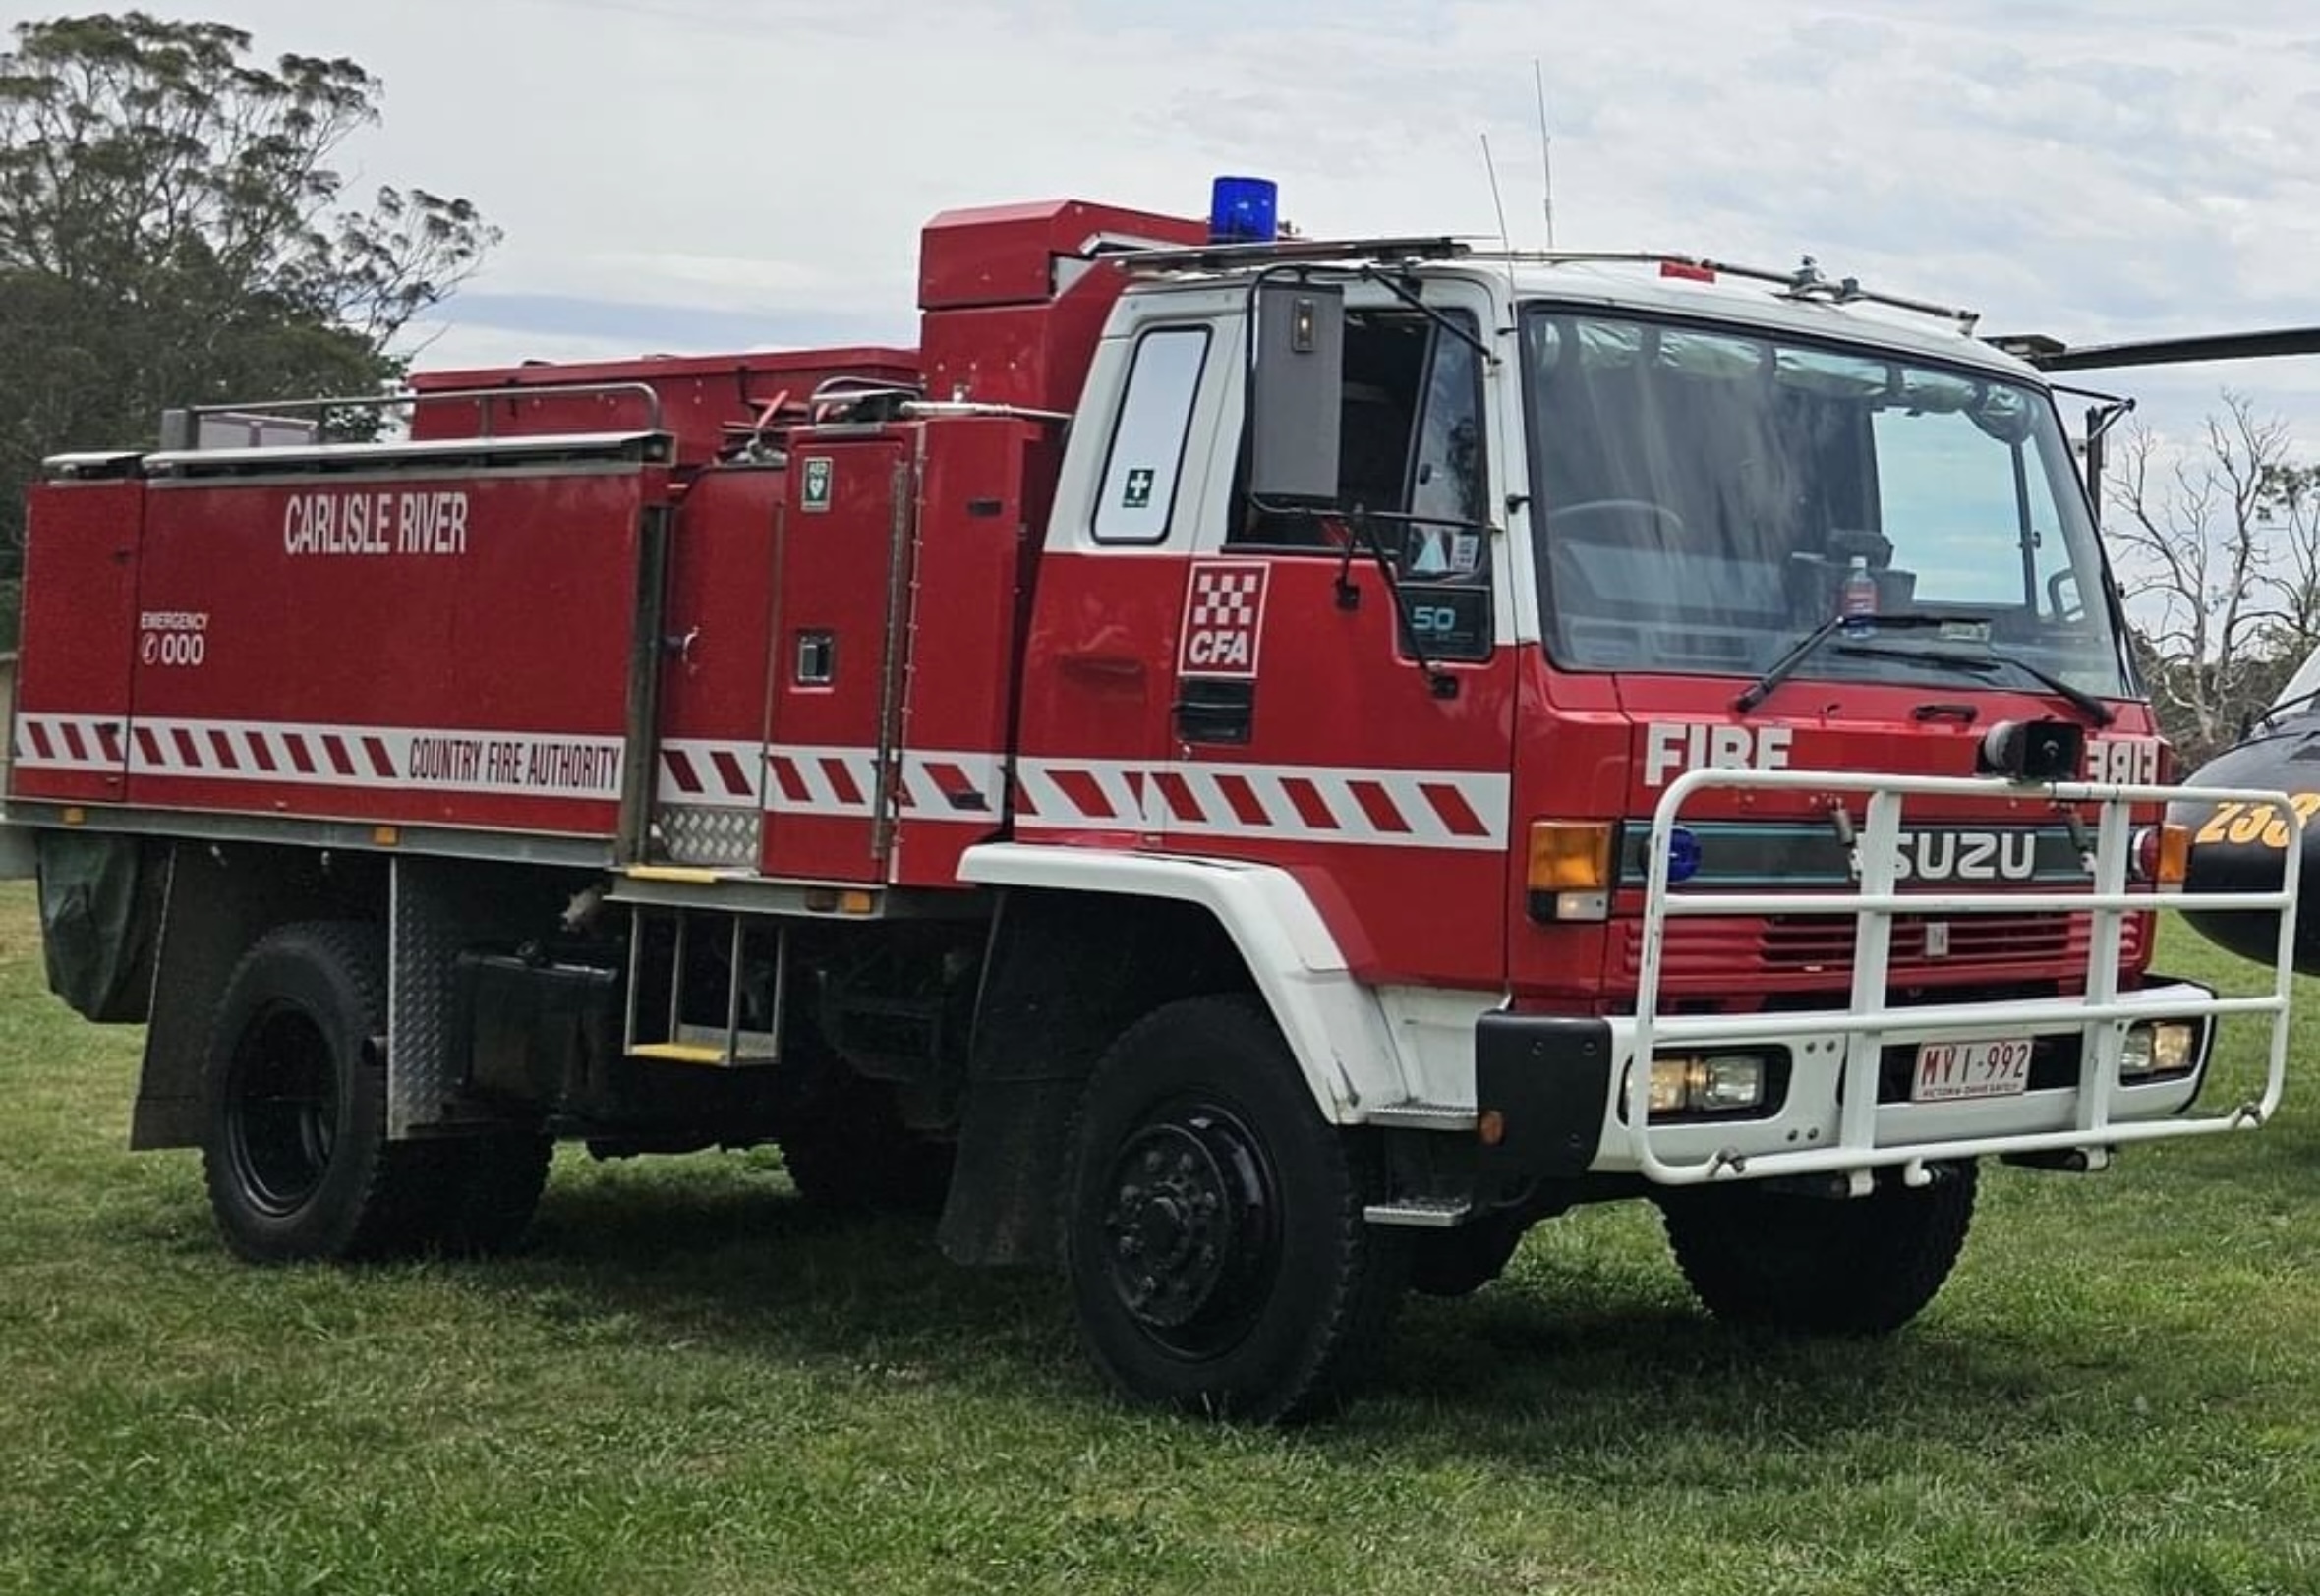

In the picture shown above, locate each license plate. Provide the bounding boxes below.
[1911,1037,2033,1103]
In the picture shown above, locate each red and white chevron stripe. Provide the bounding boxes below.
[764,747,1008,820]
[18,712,627,802]
[11,713,124,772]
[657,739,763,807]
[1015,758,1508,850]
[18,712,1506,850]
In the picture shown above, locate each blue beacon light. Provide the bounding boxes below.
[1665,826,1703,885]
[1209,176,1279,244]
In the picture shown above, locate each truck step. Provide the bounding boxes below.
[1363,1101,1479,1132]
[628,1024,783,1069]
[628,1042,728,1066]
[1363,1198,1473,1228]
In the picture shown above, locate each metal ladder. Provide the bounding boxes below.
[622,904,789,1067]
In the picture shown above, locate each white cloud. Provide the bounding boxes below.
[100,0,2320,448]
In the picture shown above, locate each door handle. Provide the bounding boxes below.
[1173,677,1254,745]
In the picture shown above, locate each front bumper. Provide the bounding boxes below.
[1476,977,2244,1191]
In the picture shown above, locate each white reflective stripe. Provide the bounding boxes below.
[657,738,762,807]
[12,713,122,771]
[768,745,873,816]
[19,710,1501,847]
[29,713,626,802]
[1017,757,1510,850]
[764,746,1010,823]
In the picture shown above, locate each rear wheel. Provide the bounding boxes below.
[430,1131,555,1256]
[1658,1162,1978,1337]
[777,1060,953,1216]
[201,921,439,1263]
[1061,996,1406,1423]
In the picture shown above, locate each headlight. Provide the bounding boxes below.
[1645,1052,1771,1116]
[2119,1020,2198,1079]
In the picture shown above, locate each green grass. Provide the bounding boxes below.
[4,880,2320,1594]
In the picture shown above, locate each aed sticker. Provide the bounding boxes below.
[1123,467,1156,509]
[1180,560,1269,678]
[800,456,834,513]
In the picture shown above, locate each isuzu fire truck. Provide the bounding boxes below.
[1,179,2302,1421]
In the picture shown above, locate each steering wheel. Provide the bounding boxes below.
[1545,498,1688,538]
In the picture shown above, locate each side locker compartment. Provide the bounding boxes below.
[125,440,667,839]
[650,464,784,869]
[8,468,144,805]
[762,430,918,882]
[888,417,1050,886]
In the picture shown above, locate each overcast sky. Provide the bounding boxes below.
[53,0,2320,453]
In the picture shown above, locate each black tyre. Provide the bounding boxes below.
[1407,1212,1528,1299]
[1658,1162,1978,1337]
[431,1131,555,1256]
[200,921,438,1263]
[1061,996,1407,1423]
[777,1062,954,1216]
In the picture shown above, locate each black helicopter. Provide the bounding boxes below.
[2007,325,2320,971]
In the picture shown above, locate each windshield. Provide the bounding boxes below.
[1519,308,2132,698]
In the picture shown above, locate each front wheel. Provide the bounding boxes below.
[1658,1162,1978,1337]
[1061,996,1406,1423]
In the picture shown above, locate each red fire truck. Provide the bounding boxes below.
[1,179,2300,1422]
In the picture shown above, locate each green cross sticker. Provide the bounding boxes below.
[801,456,834,512]
[1123,467,1155,509]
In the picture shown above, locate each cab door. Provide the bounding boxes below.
[1015,307,1230,845]
[1159,295,1518,990]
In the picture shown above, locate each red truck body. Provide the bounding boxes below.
[2,188,2293,1422]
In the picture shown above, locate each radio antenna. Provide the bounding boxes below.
[1534,58,1555,248]
[1480,131,1512,253]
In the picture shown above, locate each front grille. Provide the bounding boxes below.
[1617,911,2150,987]
[1764,912,2077,972]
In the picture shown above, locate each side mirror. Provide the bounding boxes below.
[1247,280,1343,504]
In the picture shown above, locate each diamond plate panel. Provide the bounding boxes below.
[388,856,462,1137]
[387,855,572,1135]
[659,803,762,868]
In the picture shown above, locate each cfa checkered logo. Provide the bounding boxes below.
[1180,561,1268,678]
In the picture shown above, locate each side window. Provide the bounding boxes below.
[1228,310,1492,658]
[1093,326,1210,544]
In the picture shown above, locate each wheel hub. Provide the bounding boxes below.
[227,1004,339,1217]
[1101,1112,1268,1333]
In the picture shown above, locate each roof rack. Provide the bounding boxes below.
[1467,250,1981,334]
[1121,235,1469,274]
[1120,237,1981,334]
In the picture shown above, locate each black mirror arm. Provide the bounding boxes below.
[1359,266,1494,366]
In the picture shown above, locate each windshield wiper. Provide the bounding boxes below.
[1733,612,1973,714]
[1831,641,2117,727]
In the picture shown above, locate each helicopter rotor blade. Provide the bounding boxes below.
[2025,327,2320,372]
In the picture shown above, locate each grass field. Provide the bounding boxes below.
[4,880,2320,1594]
